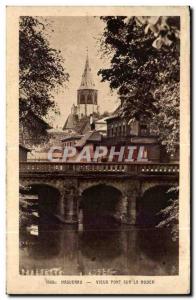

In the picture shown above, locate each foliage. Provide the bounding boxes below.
[19,17,69,138]
[135,16,180,50]
[99,17,180,241]
[98,16,180,154]
[151,82,180,154]
[156,187,179,241]
[19,185,31,228]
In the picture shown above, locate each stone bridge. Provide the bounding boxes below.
[19,162,179,225]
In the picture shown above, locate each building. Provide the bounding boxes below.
[47,128,69,146]
[19,111,52,147]
[103,110,160,162]
[94,117,107,136]
[77,54,99,118]
[106,115,148,139]
[63,104,79,133]
[61,131,103,163]
[63,53,99,133]
[62,135,82,147]
[103,105,178,162]
[19,144,31,162]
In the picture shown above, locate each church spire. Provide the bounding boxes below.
[79,51,95,90]
[85,46,89,66]
[77,51,98,118]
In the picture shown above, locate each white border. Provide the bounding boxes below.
[1,0,194,299]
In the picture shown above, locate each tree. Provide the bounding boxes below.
[98,16,180,240]
[19,17,69,137]
[98,16,180,154]
[151,82,180,155]
[136,16,180,155]
[19,185,31,229]
[156,187,179,241]
[135,16,180,50]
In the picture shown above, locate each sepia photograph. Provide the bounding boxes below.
[6,6,190,294]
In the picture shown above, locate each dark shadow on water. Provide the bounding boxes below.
[137,227,178,260]
[79,226,122,260]
[135,227,179,275]
[20,213,179,275]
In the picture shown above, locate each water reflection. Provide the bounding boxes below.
[20,221,178,276]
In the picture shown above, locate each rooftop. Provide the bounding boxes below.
[63,112,79,131]
[78,54,96,90]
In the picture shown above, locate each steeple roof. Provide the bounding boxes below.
[63,112,78,130]
[79,53,96,90]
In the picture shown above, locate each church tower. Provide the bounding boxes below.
[77,53,98,118]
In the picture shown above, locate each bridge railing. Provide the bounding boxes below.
[19,162,179,175]
[127,163,179,174]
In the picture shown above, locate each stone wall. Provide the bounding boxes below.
[20,175,178,225]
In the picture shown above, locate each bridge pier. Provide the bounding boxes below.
[127,193,137,225]
[57,192,66,221]
[121,188,138,225]
[63,183,78,224]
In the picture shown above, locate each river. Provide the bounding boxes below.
[19,220,178,276]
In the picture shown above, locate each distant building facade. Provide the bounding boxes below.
[19,144,31,162]
[77,54,99,118]
[63,54,99,133]
[63,104,79,132]
[19,111,52,147]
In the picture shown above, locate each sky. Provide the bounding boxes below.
[45,16,119,128]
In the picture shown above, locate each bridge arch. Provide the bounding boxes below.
[78,180,126,197]
[20,178,65,194]
[137,184,176,227]
[141,181,178,197]
[79,183,123,228]
[21,182,63,221]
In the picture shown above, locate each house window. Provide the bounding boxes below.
[80,94,85,104]
[87,94,92,104]
[94,93,97,105]
[123,125,126,136]
[119,126,122,136]
[140,124,149,136]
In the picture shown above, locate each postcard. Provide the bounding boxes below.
[6,6,190,294]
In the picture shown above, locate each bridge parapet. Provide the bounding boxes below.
[19,161,179,225]
[19,162,179,176]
